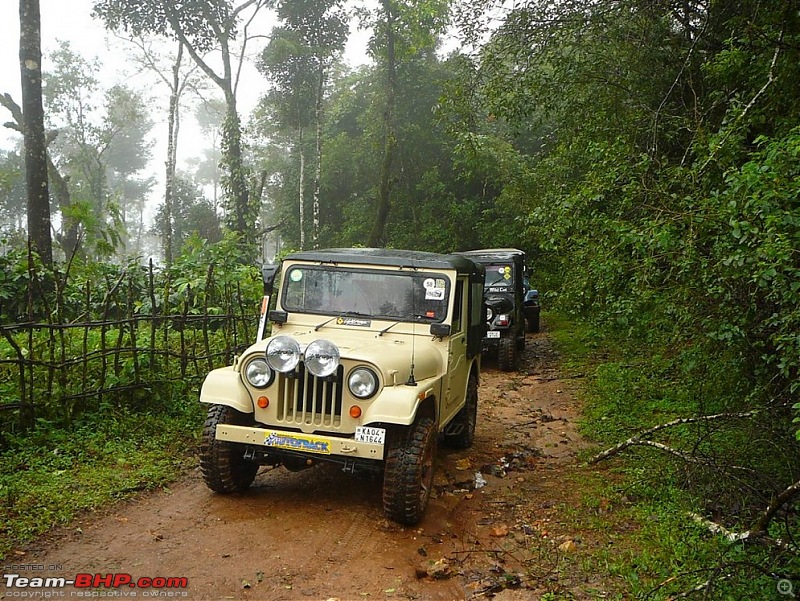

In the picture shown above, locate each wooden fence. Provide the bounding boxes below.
[0,260,261,436]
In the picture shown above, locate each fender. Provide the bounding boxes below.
[361,375,441,426]
[199,366,253,413]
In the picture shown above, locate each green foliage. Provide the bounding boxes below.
[153,176,222,253]
[94,0,265,256]
[220,109,256,245]
[0,235,264,556]
[362,0,450,62]
[92,0,235,53]
[42,41,154,261]
[550,314,800,599]
[0,406,202,559]
[0,236,261,434]
[260,52,504,251]
[444,1,799,439]
[0,150,25,231]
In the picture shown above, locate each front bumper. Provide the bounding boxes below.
[217,424,385,461]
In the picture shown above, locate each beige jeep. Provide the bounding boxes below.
[199,248,485,525]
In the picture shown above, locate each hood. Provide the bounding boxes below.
[245,328,444,385]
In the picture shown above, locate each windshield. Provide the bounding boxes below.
[483,264,514,291]
[281,266,451,323]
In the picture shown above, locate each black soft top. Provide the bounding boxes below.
[456,248,526,264]
[285,247,483,275]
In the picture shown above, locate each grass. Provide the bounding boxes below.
[545,311,800,600]
[0,402,205,560]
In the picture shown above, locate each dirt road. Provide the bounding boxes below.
[7,329,614,600]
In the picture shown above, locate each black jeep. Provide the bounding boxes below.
[457,248,538,371]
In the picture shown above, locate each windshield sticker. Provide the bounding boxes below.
[289,269,303,282]
[425,287,446,301]
[336,316,371,327]
[503,266,511,280]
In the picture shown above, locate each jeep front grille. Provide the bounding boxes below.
[275,363,344,428]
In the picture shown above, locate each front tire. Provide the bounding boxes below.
[444,373,478,449]
[200,404,259,493]
[382,416,437,525]
[498,336,517,371]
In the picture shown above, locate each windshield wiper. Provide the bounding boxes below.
[486,275,511,288]
[378,320,403,336]
[315,315,339,331]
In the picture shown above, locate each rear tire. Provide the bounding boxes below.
[527,310,540,333]
[498,336,517,371]
[383,416,437,525]
[200,404,259,493]
[444,373,478,449]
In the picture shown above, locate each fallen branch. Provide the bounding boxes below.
[689,513,750,542]
[751,477,800,537]
[669,574,728,599]
[588,409,763,465]
[689,512,798,553]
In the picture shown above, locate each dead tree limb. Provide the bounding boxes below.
[689,513,750,542]
[751,478,800,537]
[689,512,798,553]
[588,409,763,465]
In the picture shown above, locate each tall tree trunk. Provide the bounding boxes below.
[312,63,324,250]
[160,5,255,248]
[222,90,252,245]
[163,42,183,266]
[298,126,305,250]
[19,0,52,268]
[367,0,397,248]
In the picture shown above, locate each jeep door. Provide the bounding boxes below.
[441,276,470,424]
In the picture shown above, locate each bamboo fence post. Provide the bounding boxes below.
[128,272,141,390]
[148,259,157,381]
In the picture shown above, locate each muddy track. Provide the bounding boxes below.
[6,328,601,600]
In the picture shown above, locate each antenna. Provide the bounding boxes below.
[406,323,417,386]
[406,266,418,386]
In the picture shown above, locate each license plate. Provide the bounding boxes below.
[355,426,386,444]
[486,330,500,339]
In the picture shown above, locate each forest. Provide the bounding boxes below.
[1,0,799,598]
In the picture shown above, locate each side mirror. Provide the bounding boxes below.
[430,323,451,337]
[269,310,288,324]
[261,264,279,294]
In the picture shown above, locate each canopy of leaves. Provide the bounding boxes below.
[91,0,235,53]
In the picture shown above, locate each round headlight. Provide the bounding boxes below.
[348,367,379,399]
[244,357,273,388]
[305,339,340,377]
[266,335,301,373]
